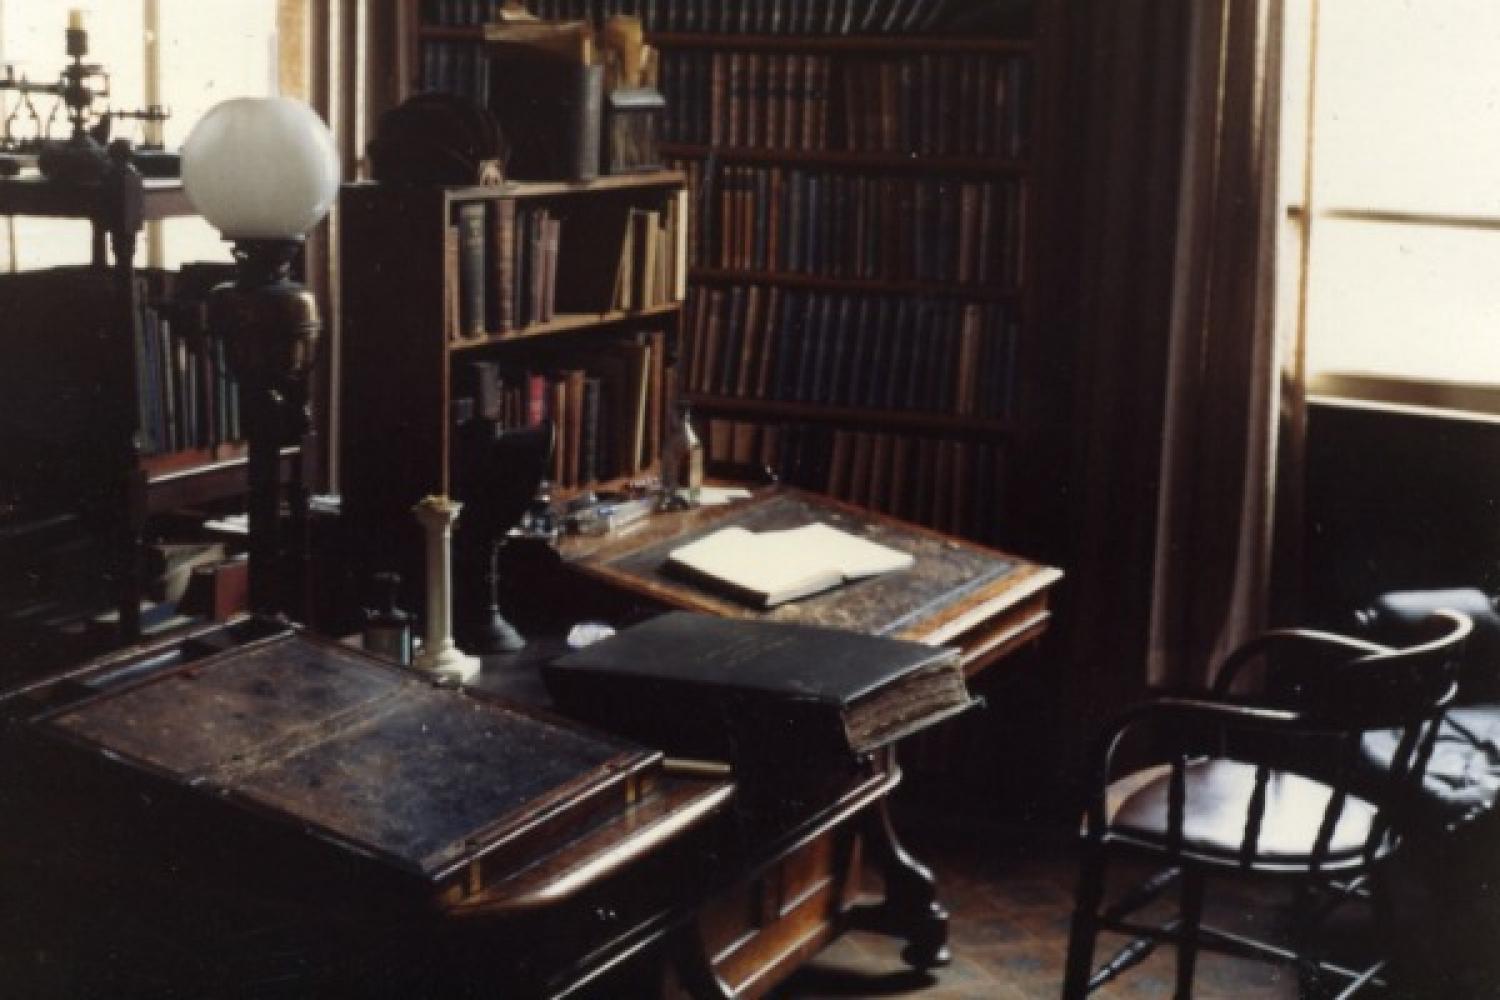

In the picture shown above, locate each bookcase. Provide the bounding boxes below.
[661,33,1038,547]
[0,175,265,644]
[337,172,687,598]
[404,0,1048,547]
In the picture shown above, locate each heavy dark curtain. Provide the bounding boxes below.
[1035,0,1292,740]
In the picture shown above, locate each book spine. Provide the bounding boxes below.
[457,202,487,338]
[579,374,603,488]
[492,199,517,333]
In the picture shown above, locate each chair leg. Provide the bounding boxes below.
[1062,843,1107,1000]
[1370,864,1402,996]
[1174,867,1205,1000]
[1291,883,1322,997]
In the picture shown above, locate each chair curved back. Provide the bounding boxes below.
[1298,608,1470,732]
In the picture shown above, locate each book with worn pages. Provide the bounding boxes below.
[544,611,973,762]
[664,522,915,608]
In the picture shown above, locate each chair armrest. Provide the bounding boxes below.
[1082,696,1304,833]
[1211,629,1392,697]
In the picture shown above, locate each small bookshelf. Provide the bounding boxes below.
[338,172,688,588]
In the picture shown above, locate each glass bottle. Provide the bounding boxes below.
[660,400,704,508]
[363,571,413,665]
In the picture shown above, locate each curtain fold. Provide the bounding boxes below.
[1146,0,1291,688]
[302,0,405,491]
[1043,0,1296,751]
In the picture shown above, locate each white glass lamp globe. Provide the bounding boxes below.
[181,97,340,240]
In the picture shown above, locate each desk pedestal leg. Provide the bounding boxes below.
[670,923,735,999]
[859,751,951,970]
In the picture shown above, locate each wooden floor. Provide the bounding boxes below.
[774,817,1420,1000]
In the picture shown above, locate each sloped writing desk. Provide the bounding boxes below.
[0,619,738,998]
[556,487,1062,677]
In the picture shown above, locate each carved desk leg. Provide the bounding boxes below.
[860,748,951,969]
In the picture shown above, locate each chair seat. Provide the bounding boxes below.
[1107,759,1378,867]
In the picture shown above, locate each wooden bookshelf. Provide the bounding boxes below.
[338,173,687,596]
[0,175,251,639]
[653,15,1045,544]
[661,142,1030,174]
[646,33,1035,54]
[688,268,1023,301]
[398,0,1050,545]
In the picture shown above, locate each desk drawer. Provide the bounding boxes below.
[697,825,864,999]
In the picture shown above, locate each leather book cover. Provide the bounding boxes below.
[717,285,745,397]
[491,198,517,333]
[545,611,971,761]
[563,368,586,487]
[755,286,782,398]
[579,376,602,487]
[457,202,488,339]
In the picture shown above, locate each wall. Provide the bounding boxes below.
[1302,400,1500,627]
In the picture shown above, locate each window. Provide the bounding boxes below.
[0,0,277,270]
[1282,0,1500,412]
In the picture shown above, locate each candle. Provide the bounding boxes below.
[68,9,84,31]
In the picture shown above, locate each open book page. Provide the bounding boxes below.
[774,523,915,579]
[665,523,914,607]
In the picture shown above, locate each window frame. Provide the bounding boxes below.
[1282,0,1500,419]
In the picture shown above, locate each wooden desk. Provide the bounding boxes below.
[558,487,1063,676]
[0,619,955,999]
[542,486,1063,994]
[0,494,1061,998]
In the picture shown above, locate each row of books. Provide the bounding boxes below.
[675,158,1026,288]
[705,418,1007,542]
[450,200,561,339]
[661,50,1030,159]
[425,0,979,35]
[452,330,669,488]
[448,193,686,341]
[684,287,1018,420]
[133,301,242,457]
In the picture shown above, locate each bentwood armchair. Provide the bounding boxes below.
[1062,610,1472,999]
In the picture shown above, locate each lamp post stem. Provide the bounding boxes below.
[244,387,282,614]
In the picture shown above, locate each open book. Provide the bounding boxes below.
[664,522,915,608]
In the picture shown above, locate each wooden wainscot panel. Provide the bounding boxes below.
[706,824,864,998]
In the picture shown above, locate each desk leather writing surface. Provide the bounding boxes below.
[596,490,1016,636]
[44,631,651,880]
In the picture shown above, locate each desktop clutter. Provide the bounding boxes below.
[0,10,175,182]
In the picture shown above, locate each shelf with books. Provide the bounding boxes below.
[680,281,1021,423]
[645,10,1046,544]
[0,173,256,639]
[449,302,685,350]
[685,395,1012,437]
[661,143,1029,175]
[410,1,1034,41]
[689,268,1023,302]
[646,34,1035,54]
[338,172,688,599]
[671,158,1026,294]
[696,417,1010,545]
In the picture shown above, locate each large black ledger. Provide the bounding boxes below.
[545,610,974,763]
